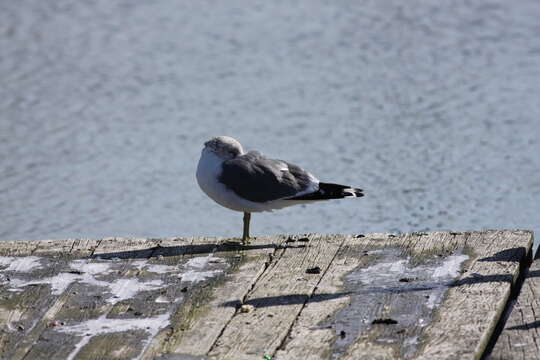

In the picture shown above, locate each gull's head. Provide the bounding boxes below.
[203,136,244,160]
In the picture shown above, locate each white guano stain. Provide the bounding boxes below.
[180,254,226,283]
[0,256,42,272]
[0,309,23,332]
[350,253,468,311]
[57,312,171,360]
[354,259,408,284]
[432,254,469,279]
[425,254,469,309]
[184,254,215,268]
[154,295,170,303]
[0,255,227,359]
[4,259,167,299]
[107,278,164,303]
[180,269,222,283]
[130,260,178,274]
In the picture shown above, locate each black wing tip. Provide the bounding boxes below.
[345,188,364,198]
[353,189,365,197]
[287,184,365,200]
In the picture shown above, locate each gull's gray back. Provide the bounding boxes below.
[219,151,314,203]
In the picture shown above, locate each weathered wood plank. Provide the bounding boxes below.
[0,239,99,359]
[207,234,346,360]
[273,234,372,360]
[274,232,466,360]
[0,240,40,256]
[417,230,532,360]
[11,237,192,360]
[273,230,532,360]
[31,239,78,255]
[143,236,287,359]
[0,231,533,360]
[0,236,283,360]
[0,238,158,359]
[18,261,150,359]
[92,237,162,258]
[0,238,100,257]
[66,239,102,257]
[1,238,160,358]
[491,241,539,360]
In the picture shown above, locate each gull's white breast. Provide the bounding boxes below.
[196,149,276,212]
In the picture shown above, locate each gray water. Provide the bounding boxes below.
[1,1,539,245]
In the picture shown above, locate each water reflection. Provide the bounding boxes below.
[0,1,539,242]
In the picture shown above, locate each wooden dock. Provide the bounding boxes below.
[0,230,535,360]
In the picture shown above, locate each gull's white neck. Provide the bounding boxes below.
[196,148,245,211]
[196,149,224,192]
[196,148,270,212]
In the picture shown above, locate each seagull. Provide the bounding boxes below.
[196,136,364,244]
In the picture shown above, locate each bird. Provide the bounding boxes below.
[196,136,364,244]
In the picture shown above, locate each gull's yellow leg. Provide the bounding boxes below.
[242,212,251,245]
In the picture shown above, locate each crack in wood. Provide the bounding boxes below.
[206,237,287,356]
[273,235,348,356]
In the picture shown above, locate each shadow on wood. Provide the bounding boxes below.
[507,320,540,330]
[91,242,305,260]
[478,247,529,262]
[221,292,352,308]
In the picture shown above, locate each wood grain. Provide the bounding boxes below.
[274,231,532,360]
[417,230,532,360]
[143,236,286,359]
[0,231,534,360]
[207,234,345,360]
[490,242,539,360]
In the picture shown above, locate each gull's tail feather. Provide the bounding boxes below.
[287,182,364,201]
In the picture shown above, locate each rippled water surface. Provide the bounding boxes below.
[1,1,539,243]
